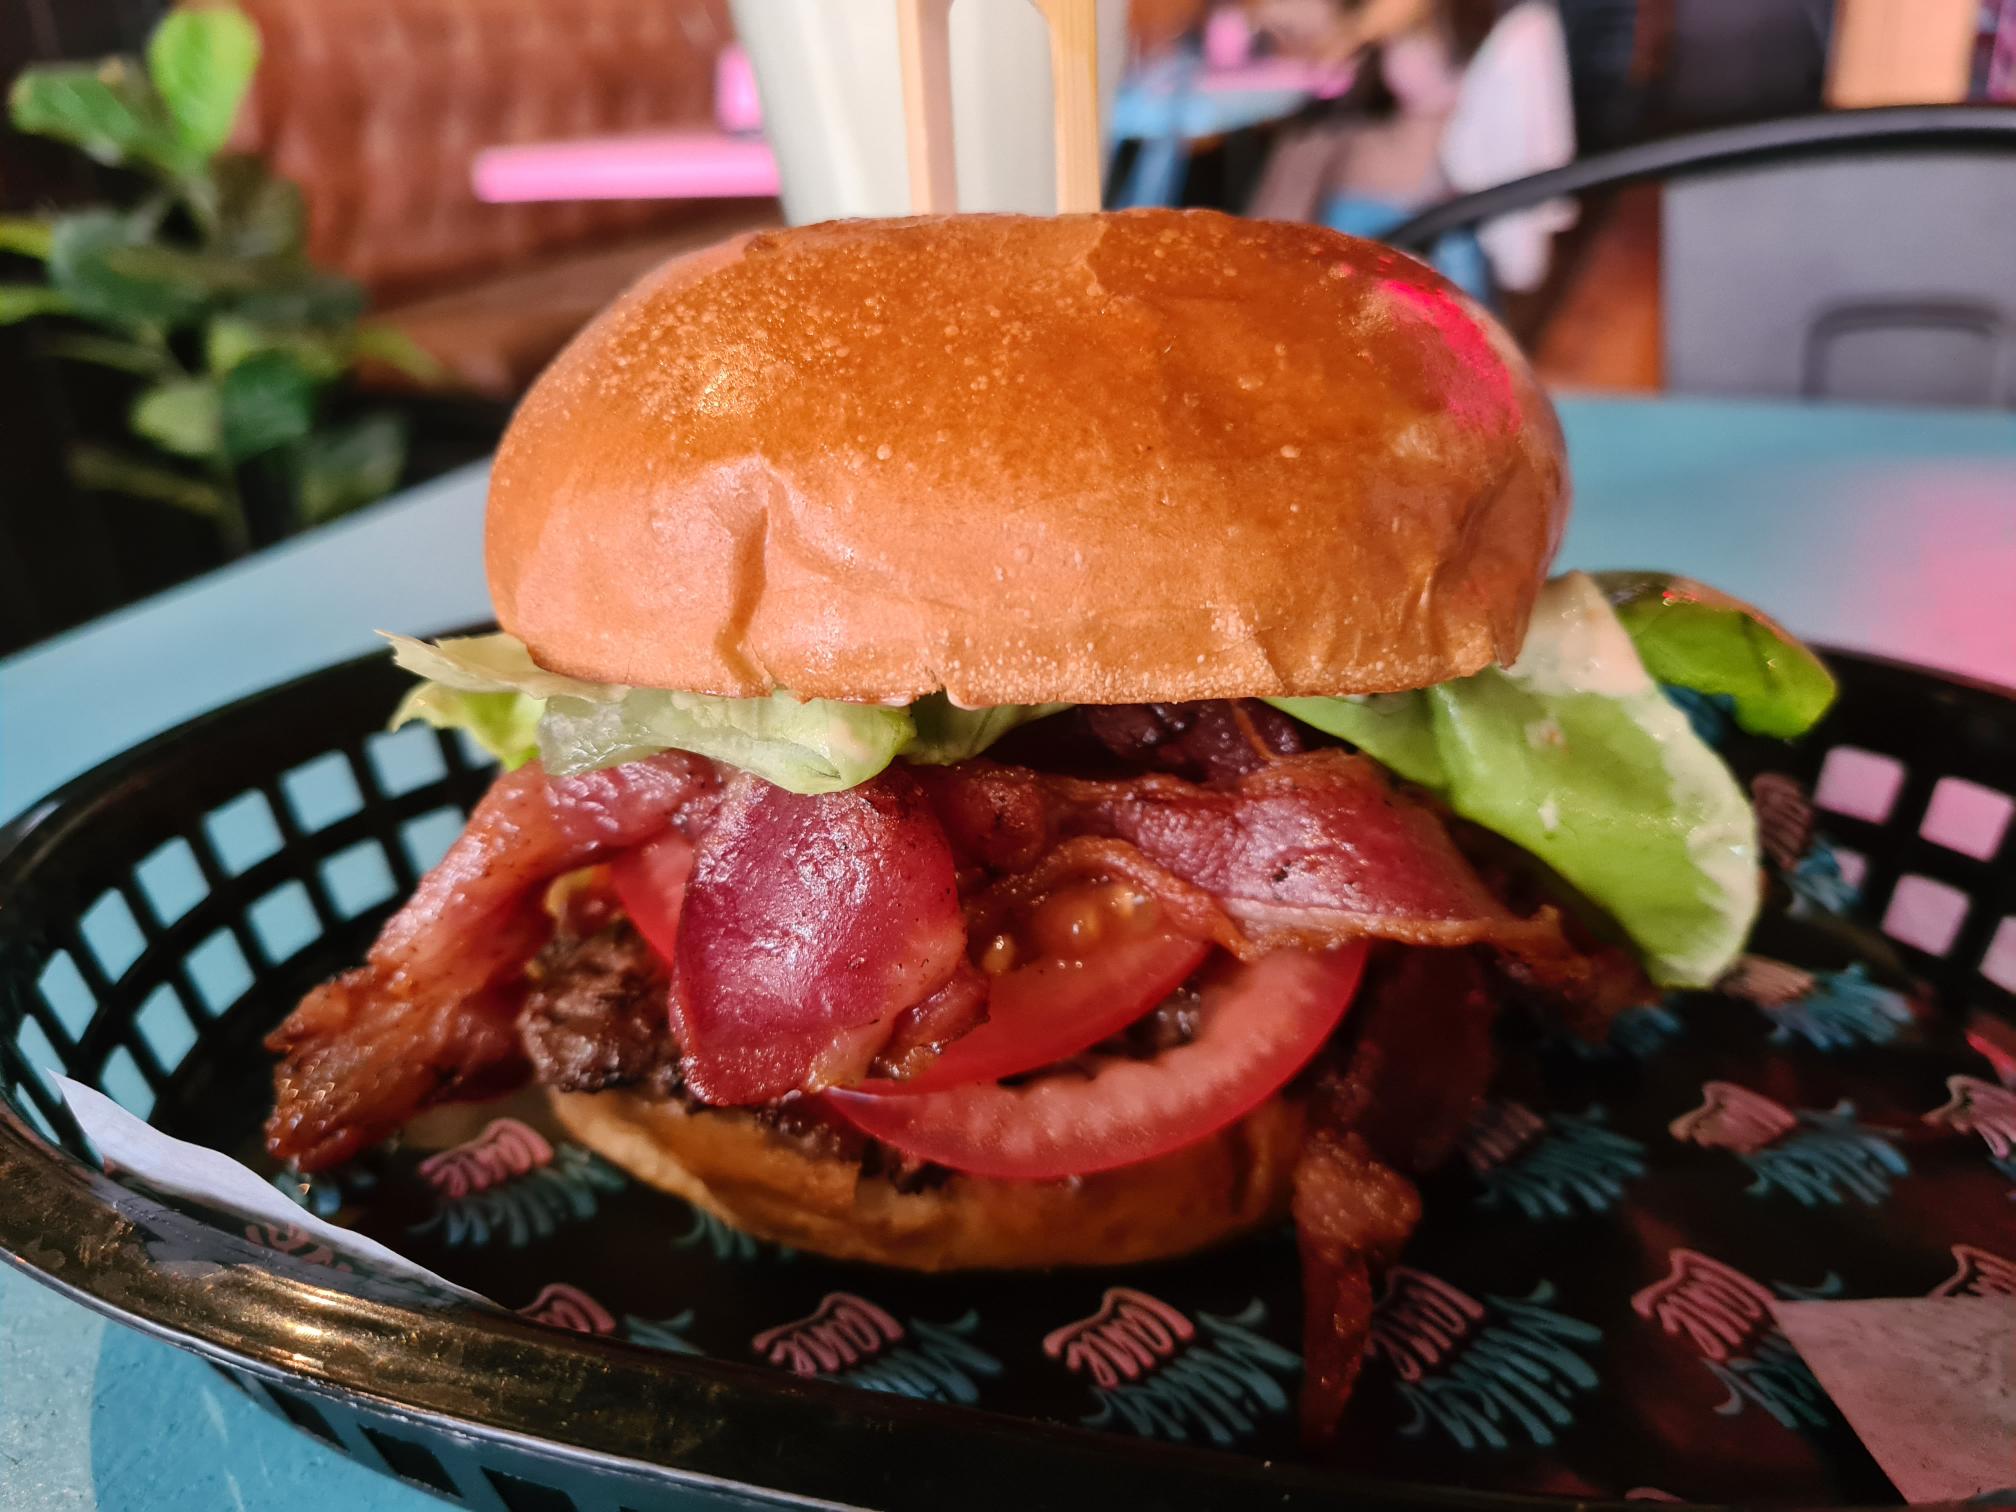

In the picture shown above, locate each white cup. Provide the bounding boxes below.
[729,0,1131,223]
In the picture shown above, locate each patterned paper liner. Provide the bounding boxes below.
[252,773,2016,1506]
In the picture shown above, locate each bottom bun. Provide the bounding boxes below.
[547,1089,1307,1271]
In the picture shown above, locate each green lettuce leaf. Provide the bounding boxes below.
[1269,573,1759,988]
[382,630,623,701]
[382,633,1074,792]
[535,688,915,795]
[903,694,1070,765]
[1595,571,1835,738]
[390,683,542,770]
[381,633,916,795]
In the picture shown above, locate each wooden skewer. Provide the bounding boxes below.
[896,0,1103,216]
[896,0,957,213]
[1034,0,1103,213]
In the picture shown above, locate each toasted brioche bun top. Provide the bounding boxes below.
[488,210,1567,706]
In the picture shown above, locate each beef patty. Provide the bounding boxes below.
[521,922,683,1098]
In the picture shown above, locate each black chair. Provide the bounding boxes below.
[1386,105,2016,408]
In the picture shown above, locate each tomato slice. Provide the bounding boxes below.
[607,832,696,964]
[823,943,1369,1179]
[859,929,1210,1094]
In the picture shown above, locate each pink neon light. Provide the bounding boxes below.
[472,132,780,203]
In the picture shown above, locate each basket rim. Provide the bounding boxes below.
[6,642,2006,1512]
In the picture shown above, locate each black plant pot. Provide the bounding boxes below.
[2,345,225,649]
[1,356,515,656]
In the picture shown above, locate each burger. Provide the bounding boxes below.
[266,209,1835,1436]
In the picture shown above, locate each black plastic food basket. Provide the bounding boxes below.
[1,645,2011,1512]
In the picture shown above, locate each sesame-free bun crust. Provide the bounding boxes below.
[489,210,1567,706]
[547,1088,1306,1271]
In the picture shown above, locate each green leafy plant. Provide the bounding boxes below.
[1,8,440,551]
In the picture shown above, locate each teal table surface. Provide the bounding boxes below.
[2,394,2013,1510]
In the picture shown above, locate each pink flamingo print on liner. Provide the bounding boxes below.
[1932,1244,2016,1298]
[1462,1102,1546,1174]
[1718,955,1817,1010]
[244,1221,347,1271]
[1368,1268,1488,1382]
[1750,774,1816,873]
[1632,1249,1779,1363]
[1670,1083,1798,1154]
[1631,1249,1839,1431]
[418,1117,555,1198]
[754,1293,904,1375]
[1042,1288,1195,1389]
[518,1282,616,1335]
[1925,1076,2016,1160]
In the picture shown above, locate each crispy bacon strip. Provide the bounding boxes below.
[873,961,988,1080]
[266,753,717,1168]
[1293,1123,1421,1444]
[1077,698,1307,783]
[912,760,1052,873]
[1289,949,1504,1443]
[669,770,966,1104]
[1317,947,1501,1177]
[922,751,1651,1021]
[1055,754,1576,952]
[376,753,717,1000]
